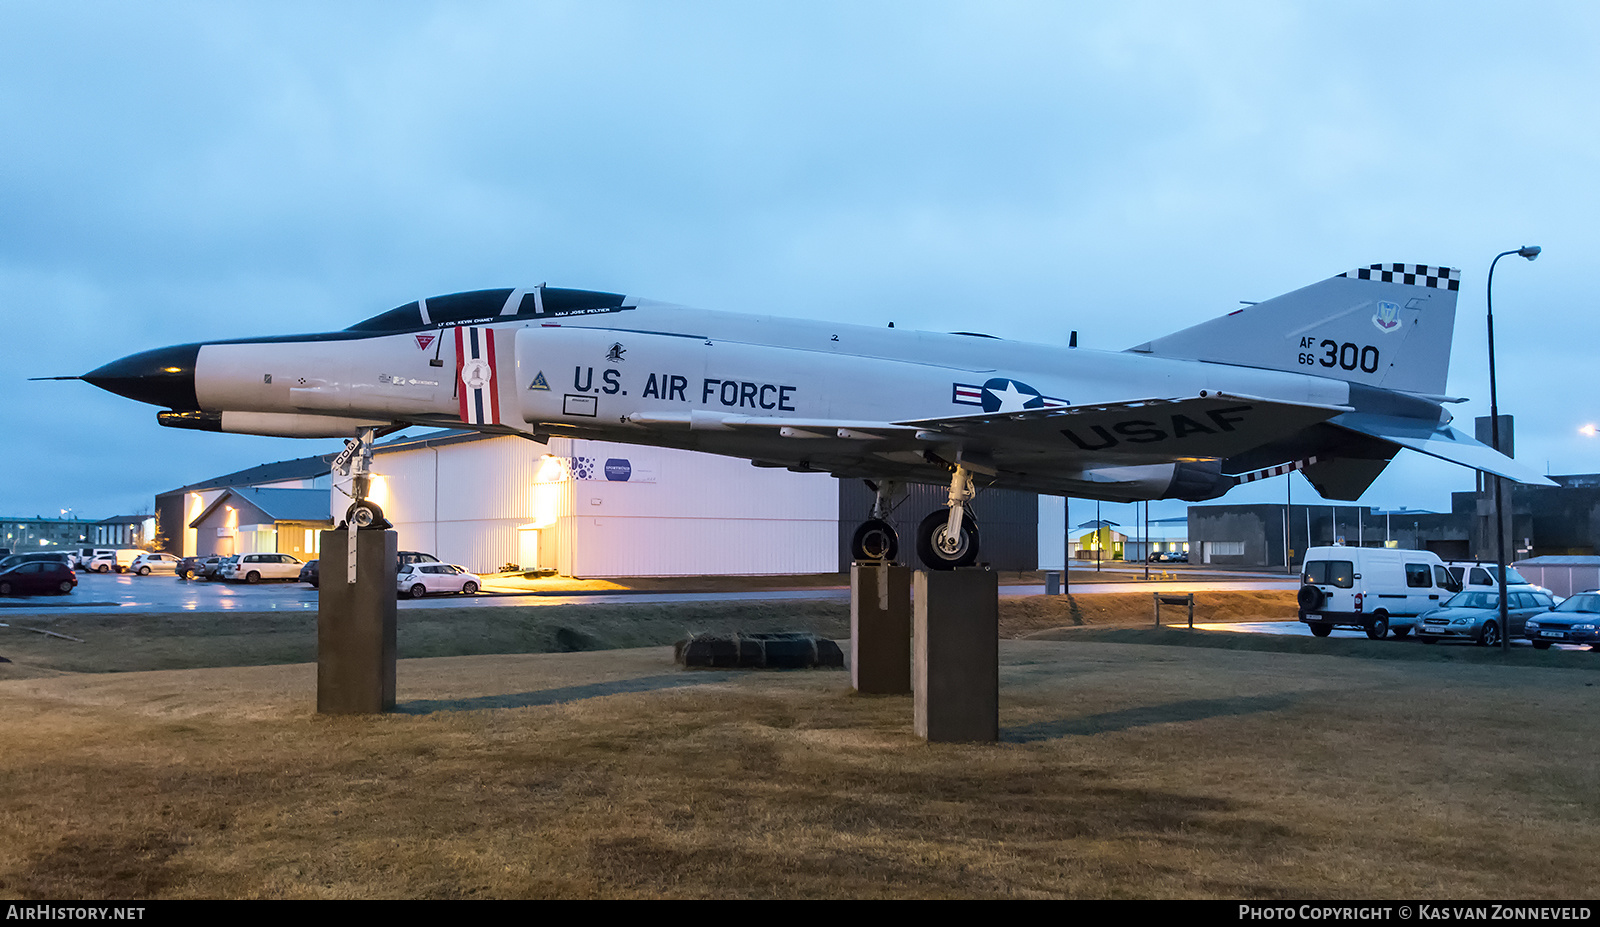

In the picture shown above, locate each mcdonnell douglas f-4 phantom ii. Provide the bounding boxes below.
[75,262,1553,569]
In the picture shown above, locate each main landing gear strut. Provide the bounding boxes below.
[915,464,980,570]
[848,468,983,571]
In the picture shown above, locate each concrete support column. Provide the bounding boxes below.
[317,529,398,714]
[850,561,911,694]
[913,569,998,743]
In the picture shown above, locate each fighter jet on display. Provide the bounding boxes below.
[75,263,1554,569]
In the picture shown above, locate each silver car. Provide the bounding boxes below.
[1414,589,1556,647]
[397,563,481,598]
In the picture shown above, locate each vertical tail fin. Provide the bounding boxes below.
[1129,264,1461,396]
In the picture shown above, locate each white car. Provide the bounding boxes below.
[130,552,182,575]
[85,552,118,573]
[220,552,305,583]
[397,563,481,598]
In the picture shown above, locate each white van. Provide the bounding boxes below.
[1297,546,1462,639]
[114,549,143,573]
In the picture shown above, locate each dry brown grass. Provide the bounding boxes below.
[1,630,1597,899]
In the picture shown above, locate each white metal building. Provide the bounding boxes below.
[352,431,840,576]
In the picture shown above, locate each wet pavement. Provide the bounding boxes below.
[2,570,1301,614]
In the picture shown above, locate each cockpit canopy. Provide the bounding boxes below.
[346,287,631,332]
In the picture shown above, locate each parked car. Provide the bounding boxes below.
[192,556,231,580]
[1443,561,1560,602]
[1297,546,1462,639]
[1522,591,1600,650]
[299,559,319,587]
[219,552,305,583]
[0,560,77,596]
[130,552,182,576]
[1414,589,1557,647]
[399,551,441,568]
[84,551,118,573]
[176,556,206,579]
[0,551,74,571]
[397,562,481,598]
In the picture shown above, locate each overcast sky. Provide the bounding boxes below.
[3,1,1596,528]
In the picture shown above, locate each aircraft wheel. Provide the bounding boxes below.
[345,500,392,531]
[462,581,479,595]
[915,510,979,570]
[1308,622,1333,638]
[409,584,427,599]
[850,519,899,562]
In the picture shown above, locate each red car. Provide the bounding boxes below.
[0,561,77,595]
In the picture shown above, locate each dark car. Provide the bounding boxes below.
[0,561,77,596]
[1522,591,1600,650]
[399,551,440,568]
[194,556,231,580]
[1414,589,1555,647]
[300,559,319,587]
[0,552,73,571]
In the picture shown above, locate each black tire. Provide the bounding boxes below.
[1478,621,1500,648]
[246,571,261,584]
[462,581,478,595]
[1392,625,1411,639]
[1532,640,1551,650]
[138,566,151,576]
[1309,622,1333,638]
[97,564,109,573]
[1365,613,1389,640]
[850,519,899,562]
[1419,635,1438,644]
[0,582,11,595]
[58,580,73,594]
[409,584,427,599]
[309,579,318,588]
[1296,585,1326,611]
[345,500,392,531]
[915,510,980,570]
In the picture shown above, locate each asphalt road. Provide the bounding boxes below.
[1,570,1301,613]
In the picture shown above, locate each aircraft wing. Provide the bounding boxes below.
[895,394,1350,466]
[1329,413,1557,486]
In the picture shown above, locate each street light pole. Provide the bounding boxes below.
[1487,245,1540,653]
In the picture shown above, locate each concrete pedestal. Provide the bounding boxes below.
[317,529,398,714]
[914,569,998,743]
[850,562,911,694]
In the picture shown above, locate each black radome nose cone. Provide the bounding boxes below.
[83,343,202,410]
